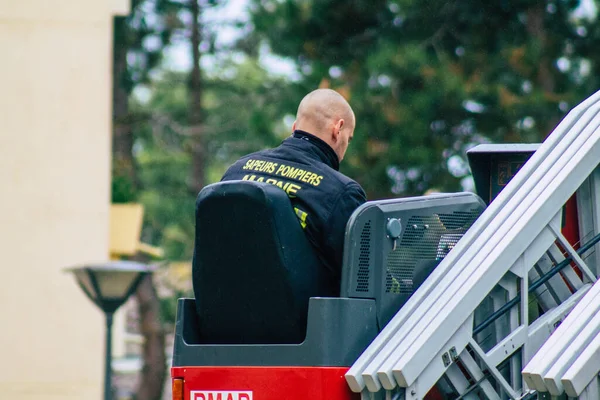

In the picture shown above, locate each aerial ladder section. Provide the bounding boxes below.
[522,277,600,399]
[347,90,600,399]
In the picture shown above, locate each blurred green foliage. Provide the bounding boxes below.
[108,5,600,397]
[249,0,600,197]
[130,60,296,260]
[114,0,600,264]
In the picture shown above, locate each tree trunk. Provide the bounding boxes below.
[188,0,206,195]
[525,4,559,138]
[135,274,167,400]
[525,5,554,94]
[113,16,138,191]
[112,16,166,400]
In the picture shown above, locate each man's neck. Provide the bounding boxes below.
[291,130,340,170]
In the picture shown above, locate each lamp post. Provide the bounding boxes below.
[66,260,155,400]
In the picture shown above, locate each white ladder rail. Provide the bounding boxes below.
[386,104,600,390]
[523,279,600,397]
[407,261,590,399]
[345,91,600,393]
[347,90,600,397]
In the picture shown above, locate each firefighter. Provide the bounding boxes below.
[221,88,367,295]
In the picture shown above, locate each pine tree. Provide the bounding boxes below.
[247,0,600,197]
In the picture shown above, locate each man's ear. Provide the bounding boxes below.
[292,120,297,131]
[332,119,344,141]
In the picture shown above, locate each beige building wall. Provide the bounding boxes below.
[0,1,130,398]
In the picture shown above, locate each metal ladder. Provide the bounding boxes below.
[346,90,600,400]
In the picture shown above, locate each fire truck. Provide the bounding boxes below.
[170,90,600,400]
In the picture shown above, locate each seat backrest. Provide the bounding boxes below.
[192,181,327,344]
[340,193,486,329]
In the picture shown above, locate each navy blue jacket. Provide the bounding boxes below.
[221,130,367,294]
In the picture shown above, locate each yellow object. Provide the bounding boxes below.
[137,242,164,258]
[109,203,144,256]
[109,203,164,259]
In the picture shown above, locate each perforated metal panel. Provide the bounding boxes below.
[340,192,486,328]
[385,210,481,294]
[356,220,372,293]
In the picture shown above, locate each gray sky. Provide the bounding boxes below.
[160,0,598,78]
[162,0,298,78]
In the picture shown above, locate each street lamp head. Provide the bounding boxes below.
[65,260,156,400]
[65,260,156,314]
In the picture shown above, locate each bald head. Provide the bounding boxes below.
[292,89,356,161]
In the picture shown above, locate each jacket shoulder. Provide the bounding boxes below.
[326,167,364,192]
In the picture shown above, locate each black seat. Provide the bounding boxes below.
[192,181,328,345]
[174,193,484,368]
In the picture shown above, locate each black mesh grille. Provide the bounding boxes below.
[356,220,372,292]
[386,209,480,294]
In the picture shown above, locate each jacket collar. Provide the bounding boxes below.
[286,130,340,171]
